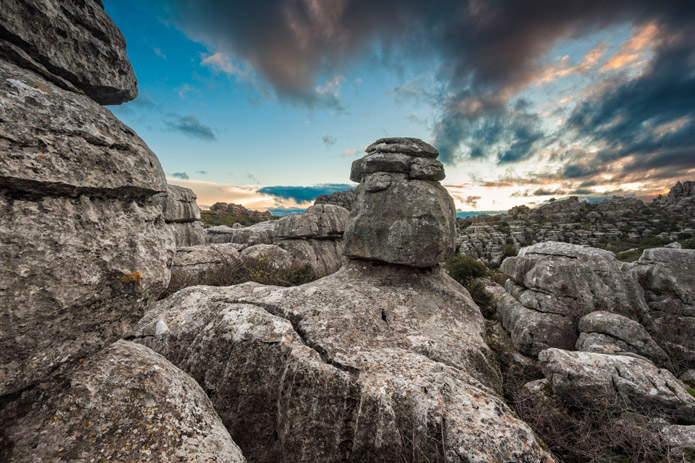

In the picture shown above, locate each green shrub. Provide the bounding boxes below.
[444,254,487,286]
[468,281,496,319]
[502,244,517,257]
[684,238,695,250]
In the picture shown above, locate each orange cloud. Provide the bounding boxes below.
[601,23,658,71]
[534,41,607,85]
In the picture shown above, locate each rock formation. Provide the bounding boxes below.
[0,340,245,462]
[344,138,456,267]
[0,4,174,396]
[314,188,357,211]
[133,138,554,463]
[155,184,205,247]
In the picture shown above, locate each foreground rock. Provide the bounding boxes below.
[0,58,174,395]
[498,241,649,355]
[0,0,137,105]
[135,263,553,463]
[538,348,695,423]
[344,138,456,267]
[0,340,245,462]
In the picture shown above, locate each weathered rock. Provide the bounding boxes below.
[313,188,356,211]
[277,239,344,277]
[0,0,138,104]
[160,185,201,223]
[206,221,277,245]
[631,248,695,369]
[134,261,554,463]
[240,244,295,269]
[576,311,667,362]
[456,225,508,264]
[275,204,349,239]
[166,243,242,295]
[344,145,457,268]
[0,340,245,462]
[538,348,695,423]
[499,242,650,355]
[366,137,439,158]
[0,60,164,197]
[169,221,206,247]
[661,425,695,455]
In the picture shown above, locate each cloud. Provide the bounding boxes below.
[462,195,481,208]
[196,170,208,175]
[164,113,217,140]
[168,0,695,173]
[257,184,354,203]
[153,47,167,59]
[171,172,190,180]
[322,135,337,146]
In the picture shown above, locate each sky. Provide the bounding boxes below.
[103,0,695,213]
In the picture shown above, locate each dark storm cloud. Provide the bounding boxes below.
[171,172,190,180]
[164,113,217,141]
[257,183,353,203]
[170,0,695,167]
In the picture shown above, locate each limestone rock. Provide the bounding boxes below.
[0,340,245,462]
[0,0,138,104]
[240,244,294,269]
[160,185,201,223]
[538,348,695,423]
[275,204,349,239]
[456,225,508,264]
[277,239,344,277]
[166,243,242,295]
[206,221,277,245]
[366,137,439,158]
[0,60,164,197]
[661,425,695,455]
[133,261,554,463]
[313,188,356,211]
[576,311,667,362]
[169,221,206,247]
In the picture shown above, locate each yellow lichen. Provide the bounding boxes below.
[121,271,143,284]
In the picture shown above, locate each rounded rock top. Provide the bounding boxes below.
[366,137,439,159]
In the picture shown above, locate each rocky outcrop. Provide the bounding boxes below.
[631,248,695,370]
[206,204,349,278]
[456,225,508,264]
[0,340,245,462]
[313,188,356,211]
[344,138,456,267]
[0,0,137,105]
[538,348,695,423]
[498,242,649,355]
[576,311,667,362]
[0,54,173,395]
[133,138,554,463]
[154,184,205,247]
[165,243,243,295]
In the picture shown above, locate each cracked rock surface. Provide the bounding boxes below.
[0,340,245,462]
[133,260,555,463]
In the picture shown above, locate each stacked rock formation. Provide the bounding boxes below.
[344,137,456,267]
[313,188,357,211]
[1,2,244,460]
[156,184,205,247]
[133,138,555,462]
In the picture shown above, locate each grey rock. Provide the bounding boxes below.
[133,261,554,463]
[0,60,165,198]
[0,340,245,462]
[313,188,356,211]
[409,157,445,181]
[0,193,175,396]
[661,425,695,454]
[0,0,137,105]
[169,221,206,247]
[277,239,344,278]
[366,137,439,158]
[538,348,695,423]
[577,311,667,362]
[160,185,201,223]
[344,140,457,267]
[456,225,508,264]
[350,153,412,182]
[206,221,277,245]
[275,204,349,239]
[681,369,695,386]
[166,243,242,295]
[240,244,294,269]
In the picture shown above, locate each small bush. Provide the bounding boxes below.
[684,238,695,249]
[444,254,487,286]
[502,244,517,257]
[468,281,495,318]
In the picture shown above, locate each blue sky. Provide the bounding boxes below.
[103,0,695,211]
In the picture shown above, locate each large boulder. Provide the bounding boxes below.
[499,241,650,355]
[538,348,695,423]
[0,51,173,395]
[207,221,277,245]
[165,243,242,295]
[0,0,137,105]
[154,184,205,247]
[275,204,349,239]
[0,340,245,462]
[343,138,456,267]
[133,261,555,463]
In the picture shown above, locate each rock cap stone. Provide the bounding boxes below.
[366,137,439,158]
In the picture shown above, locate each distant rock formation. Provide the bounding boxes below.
[205,201,273,225]
[314,188,356,211]
[133,138,554,463]
[0,2,175,396]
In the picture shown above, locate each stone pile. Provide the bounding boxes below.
[133,138,555,463]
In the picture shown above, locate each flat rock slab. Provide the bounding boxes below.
[134,261,555,463]
[0,0,137,104]
[0,59,165,198]
[0,340,245,462]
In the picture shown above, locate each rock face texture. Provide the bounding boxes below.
[538,348,695,423]
[0,0,138,105]
[456,225,508,264]
[155,184,205,247]
[344,138,456,267]
[314,188,356,211]
[498,241,649,355]
[0,340,245,462]
[206,204,349,278]
[133,138,554,463]
[0,11,174,396]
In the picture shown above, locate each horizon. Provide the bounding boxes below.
[103,1,695,212]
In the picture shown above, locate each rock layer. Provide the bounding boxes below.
[154,184,205,247]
